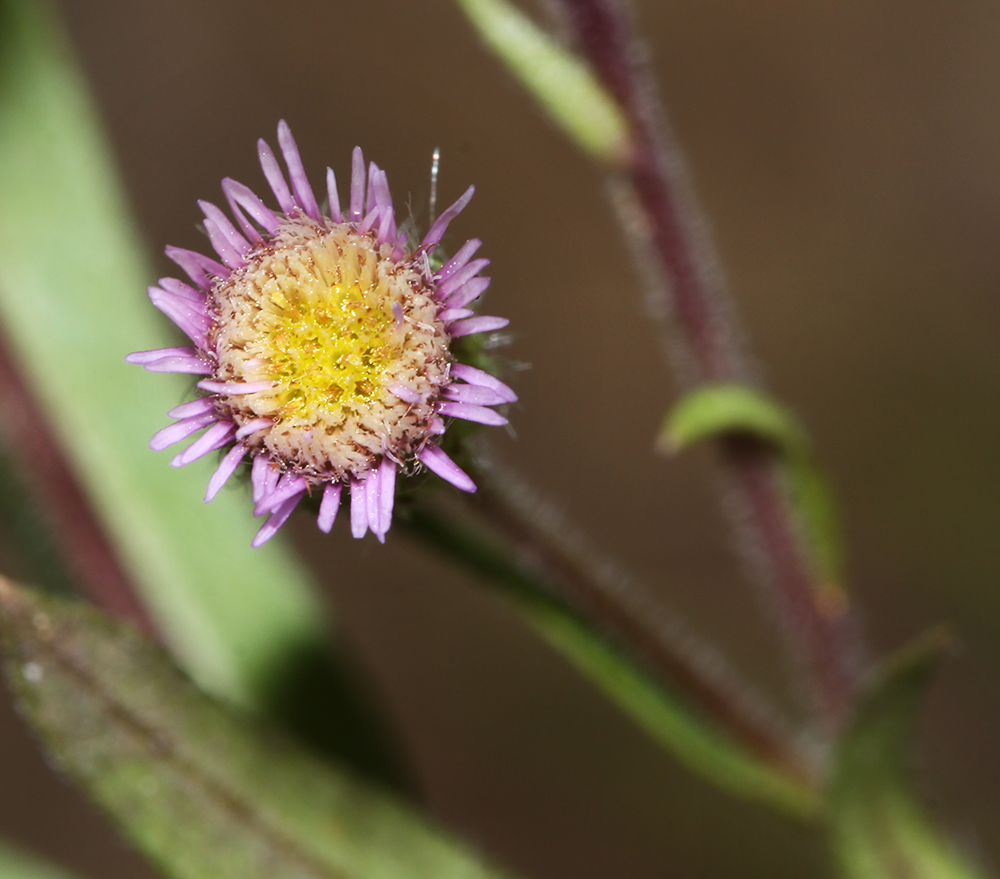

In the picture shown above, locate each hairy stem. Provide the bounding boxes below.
[410,465,819,790]
[549,0,861,725]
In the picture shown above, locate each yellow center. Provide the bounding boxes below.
[210,219,450,480]
[265,272,398,418]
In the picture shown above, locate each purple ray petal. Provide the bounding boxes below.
[221,180,263,243]
[445,276,492,310]
[437,400,509,426]
[148,285,210,318]
[222,178,280,237]
[438,307,474,323]
[197,379,275,395]
[169,397,216,419]
[372,169,397,245]
[204,219,247,270]
[258,137,296,214]
[377,204,396,246]
[251,453,275,504]
[422,185,475,250]
[317,481,342,533]
[235,417,273,440]
[170,421,235,468]
[199,200,251,256]
[349,146,366,222]
[148,287,212,348]
[442,383,509,406]
[326,167,343,224]
[378,456,396,538]
[387,381,421,404]
[435,239,482,282]
[438,258,490,299]
[365,465,382,540]
[277,120,321,220]
[150,411,217,451]
[448,315,509,338]
[450,363,518,402]
[257,467,294,509]
[165,246,227,290]
[391,231,408,262]
[418,444,476,493]
[159,277,206,303]
[205,444,248,502]
[358,206,380,234]
[365,161,379,215]
[256,472,308,516]
[350,475,368,539]
[252,491,305,548]
[141,353,214,375]
[125,346,196,365]
[372,167,393,211]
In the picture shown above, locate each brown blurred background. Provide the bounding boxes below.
[1,0,999,876]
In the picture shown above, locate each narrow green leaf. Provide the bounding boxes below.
[0,0,325,709]
[403,505,822,820]
[517,591,821,818]
[0,580,514,879]
[661,382,847,610]
[830,630,988,879]
[454,0,631,163]
[0,841,81,879]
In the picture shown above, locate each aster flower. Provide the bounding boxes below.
[128,121,514,546]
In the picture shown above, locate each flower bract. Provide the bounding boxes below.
[129,121,514,545]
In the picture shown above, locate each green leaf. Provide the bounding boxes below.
[515,590,821,818]
[0,580,514,879]
[403,504,822,820]
[661,382,847,611]
[0,0,326,709]
[454,0,630,163]
[830,630,989,879]
[0,841,81,879]
[661,382,809,455]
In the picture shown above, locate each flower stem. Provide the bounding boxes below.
[549,0,861,725]
[408,465,819,793]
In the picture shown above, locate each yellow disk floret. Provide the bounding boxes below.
[209,219,450,480]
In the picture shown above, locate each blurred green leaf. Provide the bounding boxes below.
[0,841,81,879]
[662,382,847,609]
[515,589,821,819]
[454,0,630,163]
[0,0,327,709]
[661,382,808,455]
[830,630,988,879]
[0,580,513,879]
[404,503,822,820]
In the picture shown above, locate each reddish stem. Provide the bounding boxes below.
[467,480,819,786]
[0,326,157,637]
[551,0,860,724]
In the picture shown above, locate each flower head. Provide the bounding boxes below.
[128,121,514,546]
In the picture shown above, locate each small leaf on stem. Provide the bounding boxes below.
[0,580,514,879]
[661,383,848,615]
[830,629,988,879]
[660,382,808,455]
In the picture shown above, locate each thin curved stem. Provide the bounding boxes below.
[549,0,862,726]
[406,464,820,793]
